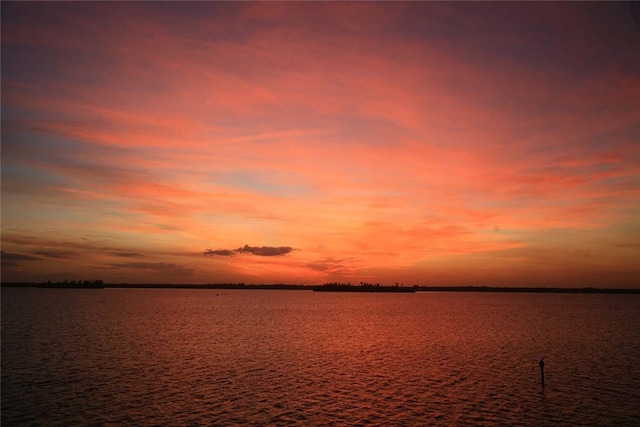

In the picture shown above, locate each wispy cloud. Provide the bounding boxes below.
[33,250,75,259]
[1,250,41,268]
[110,252,145,258]
[110,262,194,276]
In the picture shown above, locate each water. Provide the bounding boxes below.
[2,288,639,426]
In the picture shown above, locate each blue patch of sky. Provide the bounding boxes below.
[4,118,143,166]
[4,127,87,162]
[1,162,70,191]
[216,171,313,198]
[1,128,78,191]
[1,104,42,122]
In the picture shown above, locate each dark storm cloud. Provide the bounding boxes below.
[204,245,294,257]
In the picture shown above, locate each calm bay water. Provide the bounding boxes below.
[2,288,639,426]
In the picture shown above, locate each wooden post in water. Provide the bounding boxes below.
[539,358,545,388]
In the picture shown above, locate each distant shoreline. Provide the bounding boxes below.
[2,283,639,294]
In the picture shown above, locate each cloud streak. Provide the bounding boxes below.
[1,250,41,267]
[110,262,194,276]
[204,249,235,257]
[205,245,294,258]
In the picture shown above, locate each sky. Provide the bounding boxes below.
[1,2,639,287]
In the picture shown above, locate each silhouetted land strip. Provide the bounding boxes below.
[314,283,416,292]
[2,282,306,290]
[2,282,639,293]
[35,280,104,289]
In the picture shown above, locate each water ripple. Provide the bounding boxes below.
[2,289,640,425]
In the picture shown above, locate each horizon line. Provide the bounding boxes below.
[2,282,639,294]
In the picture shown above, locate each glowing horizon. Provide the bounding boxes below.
[2,2,639,287]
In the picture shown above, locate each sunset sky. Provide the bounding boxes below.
[2,2,639,287]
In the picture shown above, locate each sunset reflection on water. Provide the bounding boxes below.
[2,289,639,425]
